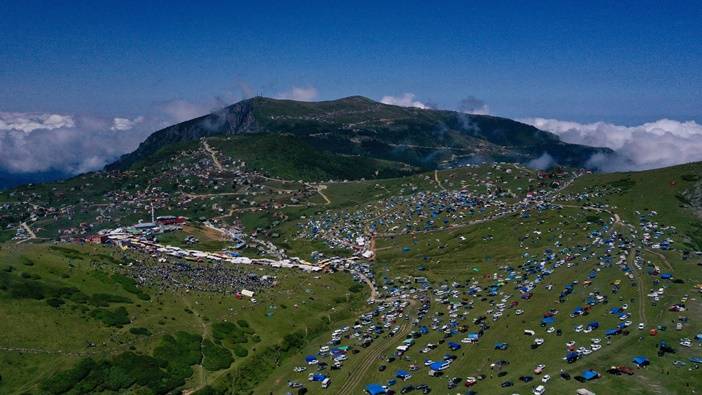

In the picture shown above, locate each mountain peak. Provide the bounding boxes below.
[107,96,612,172]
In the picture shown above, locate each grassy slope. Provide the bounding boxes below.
[258,163,702,395]
[211,134,420,182]
[0,243,368,394]
[1,162,701,394]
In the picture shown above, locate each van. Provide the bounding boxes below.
[321,378,331,389]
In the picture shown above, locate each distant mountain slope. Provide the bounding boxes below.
[107,96,611,171]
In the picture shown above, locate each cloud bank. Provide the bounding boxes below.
[521,117,702,171]
[0,112,75,133]
[0,112,156,175]
[457,96,490,115]
[380,93,429,109]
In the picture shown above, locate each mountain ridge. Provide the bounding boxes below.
[107,96,612,172]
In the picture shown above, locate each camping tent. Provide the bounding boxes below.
[305,355,318,364]
[582,370,599,381]
[541,316,556,325]
[366,384,386,395]
[395,370,411,380]
[429,361,450,371]
[495,342,509,350]
[633,356,649,367]
[310,373,326,382]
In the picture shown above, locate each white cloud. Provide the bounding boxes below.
[110,116,144,131]
[521,117,702,171]
[275,86,319,101]
[0,113,153,175]
[0,112,75,133]
[380,93,429,109]
[527,152,555,170]
[457,96,490,115]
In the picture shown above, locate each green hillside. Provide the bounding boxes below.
[1,145,700,394]
[107,96,610,172]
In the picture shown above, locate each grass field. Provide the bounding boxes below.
[0,243,369,394]
[1,162,701,394]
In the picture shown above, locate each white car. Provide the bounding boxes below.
[638,322,645,330]
[575,325,584,333]
[591,344,601,351]
[533,384,546,395]
[542,374,551,383]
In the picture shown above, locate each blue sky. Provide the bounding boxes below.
[2,0,701,123]
[2,1,702,181]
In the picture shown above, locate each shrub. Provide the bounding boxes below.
[90,306,130,327]
[201,340,233,371]
[232,344,248,358]
[46,298,65,308]
[89,293,132,307]
[41,357,96,394]
[153,332,202,368]
[129,327,151,336]
[112,274,150,300]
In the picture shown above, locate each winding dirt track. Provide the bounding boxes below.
[203,140,223,171]
[434,170,446,191]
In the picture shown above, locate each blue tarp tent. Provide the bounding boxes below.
[690,357,702,364]
[395,370,411,380]
[633,356,649,366]
[429,361,449,371]
[541,316,556,325]
[366,384,386,395]
[448,342,461,350]
[566,351,579,363]
[305,355,317,363]
[495,342,508,350]
[587,321,600,329]
[605,329,620,336]
[660,273,672,279]
[582,370,599,381]
[610,307,622,314]
[467,332,479,340]
[311,373,326,382]
[419,326,429,334]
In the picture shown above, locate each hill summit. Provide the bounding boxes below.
[107,96,610,171]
